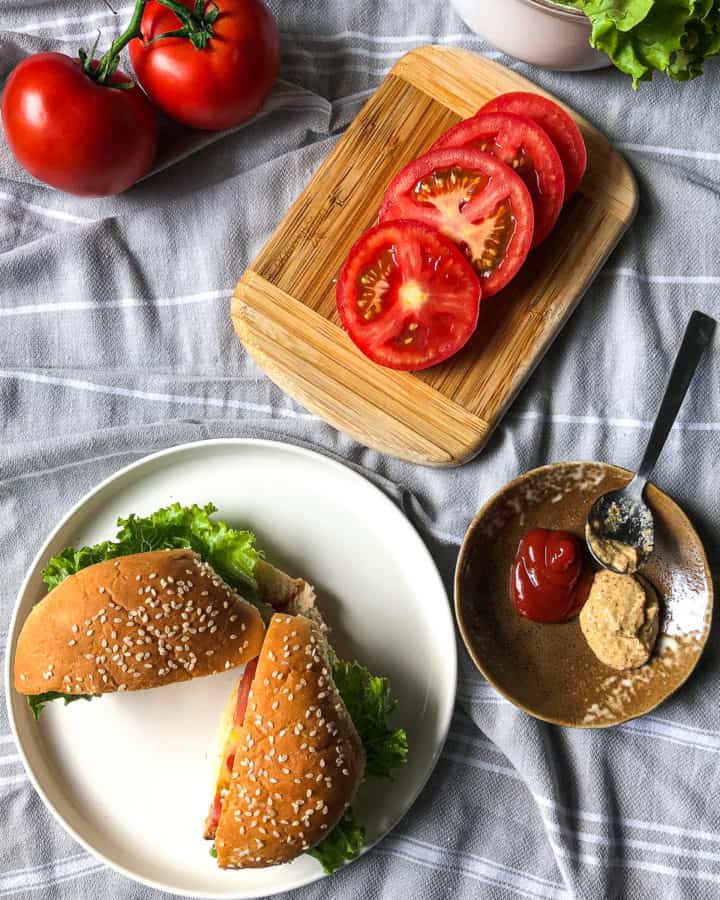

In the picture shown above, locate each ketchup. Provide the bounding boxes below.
[510,528,592,623]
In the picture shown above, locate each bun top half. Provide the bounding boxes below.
[14,549,264,697]
[215,613,365,868]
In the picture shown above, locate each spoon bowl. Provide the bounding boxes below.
[585,483,654,574]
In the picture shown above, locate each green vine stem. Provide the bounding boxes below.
[82,0,218,86]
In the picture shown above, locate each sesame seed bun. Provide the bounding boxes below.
[204,562,325,843]
[13,549,264,697]
[215,613,365,869]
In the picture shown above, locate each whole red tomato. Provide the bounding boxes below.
[129,0,280,131]
[1,52,158,197]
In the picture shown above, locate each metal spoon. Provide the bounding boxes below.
[586,310,716,574]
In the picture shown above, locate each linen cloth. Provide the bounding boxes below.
[1,1,719,898]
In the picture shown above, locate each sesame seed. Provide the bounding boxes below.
[86,629,94,637]
[68,639,76,647]
[71,624,79,633]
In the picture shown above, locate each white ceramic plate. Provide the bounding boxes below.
[6,439,456,898]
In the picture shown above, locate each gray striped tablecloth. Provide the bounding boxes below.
[1,2,719,899]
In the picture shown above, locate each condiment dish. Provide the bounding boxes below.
[455,461,712,728]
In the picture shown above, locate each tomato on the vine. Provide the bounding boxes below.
[129,0,280,131]
[1,52,158,197]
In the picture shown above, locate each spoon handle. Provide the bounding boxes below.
[634,310,716,492]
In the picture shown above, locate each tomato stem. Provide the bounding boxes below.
[92,0,147,83]
[88,0,215,85]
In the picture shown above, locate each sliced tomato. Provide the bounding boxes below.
[480,93,587,200]
[336,220,481,371]
[430,112,564,247]
[379,149,533,297]
[203,657,258,839]
[233,656,257,725]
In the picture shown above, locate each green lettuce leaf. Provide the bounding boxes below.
[42,502,260,593]
[42,542,122,592]
[332,660,408,778]
[556,0,720,85]
[307,659,408,873]
[34,503,260,716]
[112,503,260,591]
[27,692,93,721]
[308,808,365,875]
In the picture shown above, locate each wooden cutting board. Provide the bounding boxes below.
[232,45,638,466]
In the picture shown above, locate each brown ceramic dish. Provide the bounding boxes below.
[455,462,713,728]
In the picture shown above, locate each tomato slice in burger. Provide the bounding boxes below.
[430,111,564,248]
[336,220,481,371]
[203,657,258,839]
[480,92,587,200]
[379,148,533,297]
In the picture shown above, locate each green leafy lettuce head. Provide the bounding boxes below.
[556,0,720,86]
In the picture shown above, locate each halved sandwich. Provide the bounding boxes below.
[203,561,320,839]
[13,502,270,717]
[205,566,408,874]
[14,547,265,707]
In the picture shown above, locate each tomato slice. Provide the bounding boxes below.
[233,656,257,725]
[480,93,587,200]
[203,657,258,839]
[378,149,533,297]
[336,220,481,371]
[430,112,564,248]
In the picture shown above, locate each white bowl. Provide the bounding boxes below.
[450,0,610,71]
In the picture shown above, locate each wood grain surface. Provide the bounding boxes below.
[232,45,638,466]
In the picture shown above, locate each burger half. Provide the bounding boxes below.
[13,503,268,717]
